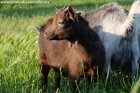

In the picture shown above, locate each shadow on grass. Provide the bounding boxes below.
[0,0,133,17]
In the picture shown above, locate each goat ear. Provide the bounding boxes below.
[66,6,76,22]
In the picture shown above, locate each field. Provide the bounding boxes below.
[0,0,140,93]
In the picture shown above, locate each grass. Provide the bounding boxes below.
[0,0,140,93]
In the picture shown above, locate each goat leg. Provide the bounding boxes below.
[69,76,79,93]
[40,64,50,93]
[55,71,61,90]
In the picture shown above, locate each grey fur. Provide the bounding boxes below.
[78,2,140,76]
[128,0,140,77]
[130,13,140,76]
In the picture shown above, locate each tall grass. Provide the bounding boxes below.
[0,0,139,93]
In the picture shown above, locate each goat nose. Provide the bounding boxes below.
[44,32,47,35]
[44,32,48,37]
[44,32,49,36]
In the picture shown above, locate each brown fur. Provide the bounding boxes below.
[38,6,105,93]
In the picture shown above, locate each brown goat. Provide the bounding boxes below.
[38,6,105,92]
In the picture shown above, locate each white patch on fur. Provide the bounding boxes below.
[122,0,140,37]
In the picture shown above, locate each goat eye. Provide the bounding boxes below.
[58,21,65,28]
[58,21,64,24]
[58,18,65,25]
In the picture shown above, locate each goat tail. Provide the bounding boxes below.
[123,0,140,37]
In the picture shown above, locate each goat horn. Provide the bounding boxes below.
[63,6,66,9]
[32,25,40,32]
[55,7,59,11]
[65,6,69,11]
